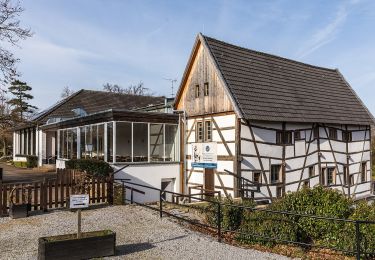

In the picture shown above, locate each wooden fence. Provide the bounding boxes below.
[0,169,113,216]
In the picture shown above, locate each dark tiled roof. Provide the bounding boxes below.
[35,90,165,124]
[203,35,374,125]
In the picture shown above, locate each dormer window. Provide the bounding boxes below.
[195,85,200,98]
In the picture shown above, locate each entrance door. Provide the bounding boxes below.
[161,178,175,201]
[204,168,215,195]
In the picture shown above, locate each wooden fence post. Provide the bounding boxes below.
[107,176,114,205]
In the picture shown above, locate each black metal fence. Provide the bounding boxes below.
[116,179,375,260]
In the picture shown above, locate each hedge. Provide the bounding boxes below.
[13,155,38,168]
[65,159,113,178]
[202,186,375,256]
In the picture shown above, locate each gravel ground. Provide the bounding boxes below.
[0,205,291,260]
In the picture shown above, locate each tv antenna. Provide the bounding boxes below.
[163,78,177,97]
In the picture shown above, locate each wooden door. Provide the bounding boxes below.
[204,169,215,193]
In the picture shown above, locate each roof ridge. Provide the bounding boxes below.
[81,89,165,99]
[202,34,337,72]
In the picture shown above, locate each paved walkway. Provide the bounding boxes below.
[0,163,56,183]
[0,205,291,260]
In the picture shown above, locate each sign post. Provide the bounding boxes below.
[70,194,89,239]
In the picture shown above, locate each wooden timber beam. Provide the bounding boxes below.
[246,120,273,201]
[322,124,346,194]
[296,124,315,190]
[211,117,233,157]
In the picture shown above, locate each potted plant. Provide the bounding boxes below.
[9,187,31,219]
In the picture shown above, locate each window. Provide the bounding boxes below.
[276,187,283,198]
[303,180,310,188]
[313,127,319,139]
[165,124,179,162]
[276,131,292,145]
[343,166,348,185]
[195,84,200,98]
[276,131,282,144]
[116,122,132,162]
[309,166,314,178]
[253,172,261,184]
[329,128,337,140]
[150,124,164,161]
[326,167,335,185]
[294,131,301,140]
[196,122,203,142]
[133,123,148,162]
[343,131,352,142]
[271,165,281,183]
[205,121,212,141]
[361,162,367,183]
[204,82,209,96]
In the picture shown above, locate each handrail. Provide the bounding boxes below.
[116,179,375,259]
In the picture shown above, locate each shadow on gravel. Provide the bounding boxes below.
[115,235,188,256]
[116,242,155,256]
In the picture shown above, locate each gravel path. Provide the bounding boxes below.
[0,205,290,259]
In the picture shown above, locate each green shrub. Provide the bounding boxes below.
[205,196,255,231]
[13,155,38,168]
[237,209,299,246]
[337,202,375,255]
[65,159,113,178]
[270,186,353,247]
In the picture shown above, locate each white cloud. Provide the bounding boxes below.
[295,1,356,59]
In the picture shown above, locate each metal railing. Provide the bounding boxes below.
[114,179,375,259]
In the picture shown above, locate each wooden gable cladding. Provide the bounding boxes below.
[176,43,234,116]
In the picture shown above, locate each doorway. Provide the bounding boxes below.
[161,178,175,201]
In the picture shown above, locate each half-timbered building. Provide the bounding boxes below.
[175,33,374,202]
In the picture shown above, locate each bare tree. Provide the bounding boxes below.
[60,86,75,99]
[0,0,32,87]
[102,81,153,96]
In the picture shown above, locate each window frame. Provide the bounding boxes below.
[308,166,314,178]
[361,162,367,183]
[270,164,281,184]
[294,130,301,140]
[276,131,292,145]
[329,128,337,140]
[343,131,352,142]
[253,171,261,184]
[195,84,200,98]
[204,82,209,96]
[326,167,335,186]
[204,120,212,142]
[196,121,204,142]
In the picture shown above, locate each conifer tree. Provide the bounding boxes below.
[7,80,37,121]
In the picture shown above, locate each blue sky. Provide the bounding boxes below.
[11,0,375,114]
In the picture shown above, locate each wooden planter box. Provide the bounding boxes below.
[38,230,116,260]
[9,203,31,219]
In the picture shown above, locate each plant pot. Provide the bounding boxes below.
[38,230,116,260]
[9,203,30,219]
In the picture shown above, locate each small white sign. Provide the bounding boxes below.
[191,142,217,168]
[70,194,89,209]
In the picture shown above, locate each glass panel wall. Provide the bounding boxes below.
[150,124,164,161]
[58,121,179,163]
[80,126,86,159]
[133,123,148,162]
[165,124,178,162]
[116,122,132,162]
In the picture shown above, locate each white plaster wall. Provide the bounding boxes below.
[114,163,180,203]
